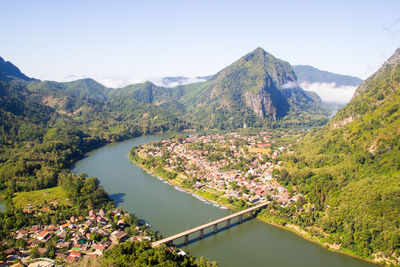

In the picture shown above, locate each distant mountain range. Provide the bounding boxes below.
[152,63,362,105]
[292,65,362,86]
[0,47,330,130]
[156,65,362,89]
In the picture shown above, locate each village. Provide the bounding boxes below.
[1,208,156,266]
[136,130,304,208]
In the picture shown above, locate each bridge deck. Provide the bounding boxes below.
[152,202,268,247]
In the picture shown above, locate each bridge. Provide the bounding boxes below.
[152,202,269,247]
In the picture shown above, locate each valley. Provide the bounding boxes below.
[0,46,399,266]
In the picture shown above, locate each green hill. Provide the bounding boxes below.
[277,48,400,259]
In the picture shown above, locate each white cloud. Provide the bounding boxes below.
[97,77,145,88]
[152,77,207,88]
[300,81,357,104]
[58,74,206,89]
[59,74,145,88]
[281,81,298,89]
[62,74,87,82]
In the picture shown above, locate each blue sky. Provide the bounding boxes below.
[0,0,399,87]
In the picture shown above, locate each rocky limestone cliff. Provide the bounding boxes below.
[244,89,276,120]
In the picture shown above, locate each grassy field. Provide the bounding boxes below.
[248,147,271,155]
[12,186,70,209]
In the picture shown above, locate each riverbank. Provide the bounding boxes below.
[130,153,237,211]
[129,152,386,266]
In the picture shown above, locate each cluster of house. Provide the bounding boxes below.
[141,132,303,206]
[3,208,151,265]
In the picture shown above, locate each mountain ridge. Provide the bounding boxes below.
[277,47,400,260]
[0,47,328,130]
[0,56,36,82]
[293,65,362,87]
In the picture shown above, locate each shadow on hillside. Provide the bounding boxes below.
[109,193,125,206]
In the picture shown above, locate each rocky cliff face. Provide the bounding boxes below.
[244,89,276,120]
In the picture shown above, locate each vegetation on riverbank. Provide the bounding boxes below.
[102,241,218,267]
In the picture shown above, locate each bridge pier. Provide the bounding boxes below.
[250,210,254,218]
[199,229,204,239]
[238,214,242,223]
[184,234,188,245]
[226,218,230,228]
[213,224,218,233]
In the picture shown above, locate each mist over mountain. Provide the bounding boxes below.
[0,48,329,131]
[292,65,362,104]
[152,76,210,88]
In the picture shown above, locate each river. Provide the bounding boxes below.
[71,133,376,267]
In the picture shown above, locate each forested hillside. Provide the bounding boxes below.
[276,48,400,258]
[0,55,223,265]
[0,58,190,241]
[0,79,189,194]
[122,48,328,129]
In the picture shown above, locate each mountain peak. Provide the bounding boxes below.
[252,47,266,54]
[243,47,276,62]
[185,47,323,126]
[0,56,35,82]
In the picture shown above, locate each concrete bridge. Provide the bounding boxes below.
[152,202,269,247]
